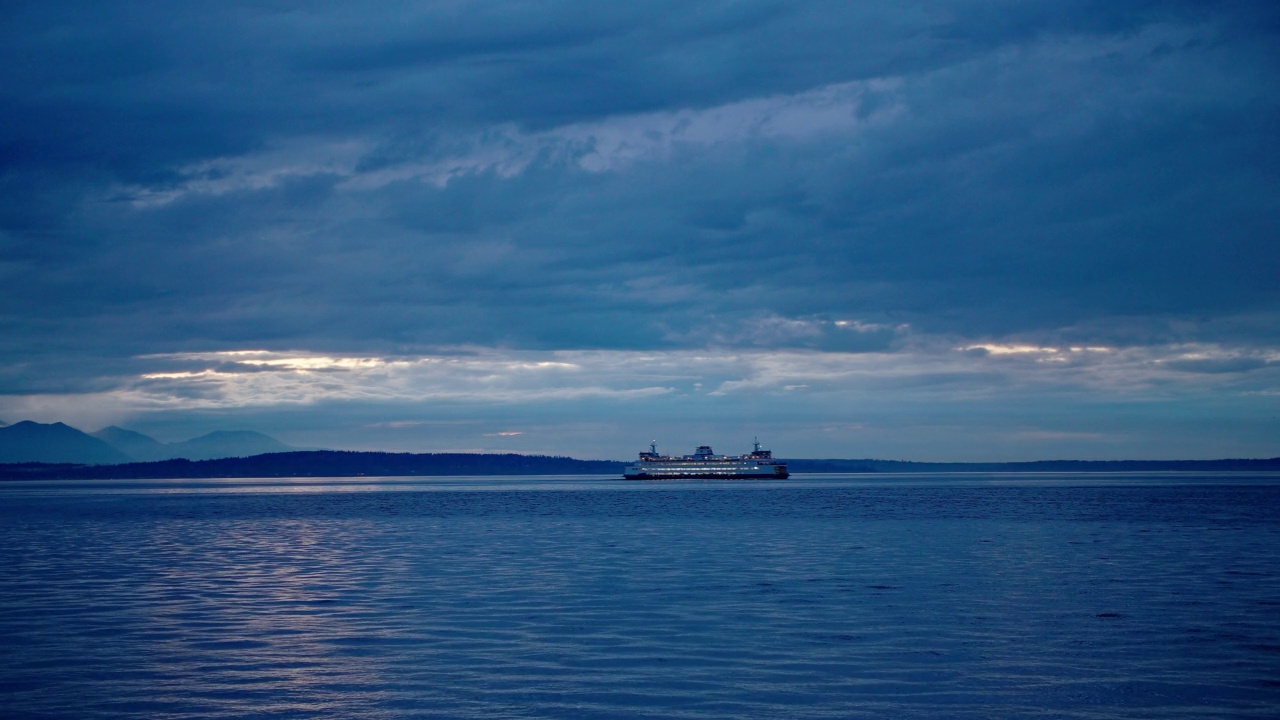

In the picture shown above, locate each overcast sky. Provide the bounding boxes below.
[2,1,1277,460]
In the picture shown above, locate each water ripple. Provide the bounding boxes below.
[1,477,1278,718]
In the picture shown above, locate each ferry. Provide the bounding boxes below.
[623,439,789,480]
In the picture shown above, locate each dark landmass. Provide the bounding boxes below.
[0,450,625,480]
[787,458,1280,473]
[1,451,1278,480]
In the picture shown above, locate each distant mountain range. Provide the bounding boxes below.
[0,421,293,464]
[90,426,293,462]
[0,421,131,465]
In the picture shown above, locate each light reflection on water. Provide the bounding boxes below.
[4,471,1278,497]
[1,474,1278,719]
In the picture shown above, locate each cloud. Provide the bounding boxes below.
[1157,348,1279,375]
[4,336,1275,459]
[108,77,899,206]
[1010,430,1111,441]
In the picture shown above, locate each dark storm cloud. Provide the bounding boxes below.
[1,1,1277,461]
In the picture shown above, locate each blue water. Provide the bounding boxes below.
[1,473,1278,719]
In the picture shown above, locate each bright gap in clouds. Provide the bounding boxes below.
[2,340,1276,460]
[104,342,1280,410]
[79,342,1276,460]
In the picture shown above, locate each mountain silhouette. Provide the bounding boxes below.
[165,430,293,460]
[93,426,295,461]
[0,421,294,463]
[0,421,131,464]
[92,426,170,461]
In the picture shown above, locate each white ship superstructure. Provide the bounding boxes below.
[623,440,789,480]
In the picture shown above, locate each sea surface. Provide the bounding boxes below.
[1,473,1278,719]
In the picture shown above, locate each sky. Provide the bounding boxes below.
[1,0,1278,461]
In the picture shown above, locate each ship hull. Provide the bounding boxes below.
[623,465,789,480]
[623,472,789,480]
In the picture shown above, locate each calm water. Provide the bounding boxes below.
[1,473,1278,719]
